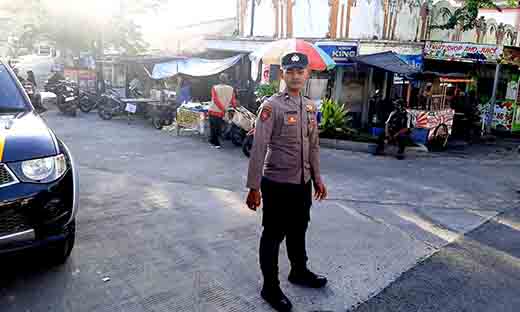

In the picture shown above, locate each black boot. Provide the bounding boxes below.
[288,268,327,288]
[261,286,292,312]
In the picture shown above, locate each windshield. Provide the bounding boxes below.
[0,65,28,112]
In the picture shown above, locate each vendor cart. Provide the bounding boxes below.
[175,102,210,136]
[409,93,455,150]
[146,100,177,130]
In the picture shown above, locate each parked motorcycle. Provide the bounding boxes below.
[97,88,126,120]
[224,106,256,147]
[78,89,103,113]
[242,95,267,157]
[22,81,46,113]
[55,82,79,117]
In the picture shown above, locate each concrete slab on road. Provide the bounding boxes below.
[1,110,518,312]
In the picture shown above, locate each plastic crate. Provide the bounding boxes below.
[371,127,384,137]
[411,128,429,144]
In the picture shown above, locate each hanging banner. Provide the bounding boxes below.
[424,41,501,63]
[493,100,515,131]
[512,103,520,132]
[261,63,270,84]
[513,84,520,132]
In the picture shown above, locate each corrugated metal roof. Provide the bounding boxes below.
[352,51,419,76]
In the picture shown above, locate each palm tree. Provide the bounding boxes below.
[489,22,515,45]
[474,16,487,43]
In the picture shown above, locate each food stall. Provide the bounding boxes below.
[150,54,244,136]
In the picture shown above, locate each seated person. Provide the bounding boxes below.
[375,100,415,159]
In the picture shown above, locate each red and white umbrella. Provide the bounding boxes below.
[251,39,336,71]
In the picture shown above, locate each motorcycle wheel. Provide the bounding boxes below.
[152,117,164,130]
[98,107,113,120]
[230,126,244,147]
[428,124,449,152]
[242,135,253,158]
[79,98,93,113]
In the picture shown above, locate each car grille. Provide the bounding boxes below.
[0,204,31,237]
[0,165,16,188]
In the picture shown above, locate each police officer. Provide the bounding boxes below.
[246,52,328,312]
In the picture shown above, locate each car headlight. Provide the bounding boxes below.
[21,155,67,182]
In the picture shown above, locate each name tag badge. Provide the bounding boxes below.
[287,115,297,125]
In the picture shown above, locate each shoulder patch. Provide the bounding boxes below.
[260,105,273,122]
[305,103,316,113]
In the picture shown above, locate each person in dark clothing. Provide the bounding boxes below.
[375,99,414,159]
[13,68,25,83]
[27,70,37,87]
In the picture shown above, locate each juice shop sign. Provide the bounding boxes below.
[425,42,502,62]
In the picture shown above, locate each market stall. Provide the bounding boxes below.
[151,54,245,136]
[352,51,454,150]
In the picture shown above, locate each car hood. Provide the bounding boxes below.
[0,112,57,163]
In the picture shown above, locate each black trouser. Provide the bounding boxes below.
[260,178,312,288]
[376,131,409,155]
[209,115,223,146]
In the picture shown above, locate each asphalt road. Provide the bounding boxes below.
[0,109,519,312]
[352,206,520,312]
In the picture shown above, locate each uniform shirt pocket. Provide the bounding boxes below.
[281,111,298,138]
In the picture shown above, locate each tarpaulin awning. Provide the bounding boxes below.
[352,51,419,76]
[151,54,244,79]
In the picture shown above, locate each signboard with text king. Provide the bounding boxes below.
[316,42,358,66]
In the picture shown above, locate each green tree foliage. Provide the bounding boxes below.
[1,0,168,56]
[431,0,501,31]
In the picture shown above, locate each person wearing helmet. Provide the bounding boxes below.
[208,73,237,148]
[375,99,414,159]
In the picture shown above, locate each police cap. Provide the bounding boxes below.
[281,52,309,70]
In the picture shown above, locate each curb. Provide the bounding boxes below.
[320,138,430,156]
[320,138,376,153]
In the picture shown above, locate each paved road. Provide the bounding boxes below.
[0,109,519,312]
[352,206,520,312]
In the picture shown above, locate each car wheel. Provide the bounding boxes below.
[47,221,76,265]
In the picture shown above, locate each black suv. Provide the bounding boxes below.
[0,63,78,264]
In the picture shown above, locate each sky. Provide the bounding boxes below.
[136,0,237,49]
